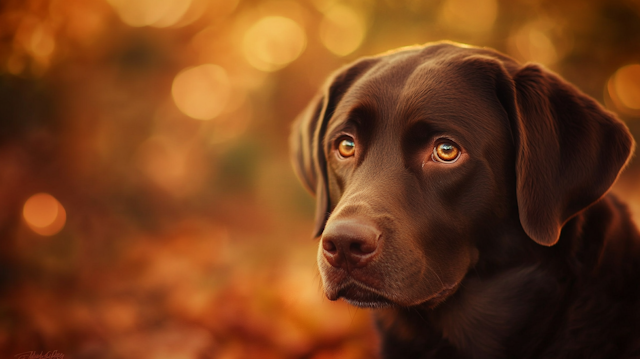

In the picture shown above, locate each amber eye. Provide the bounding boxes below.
[432,141,461,163]
[338,138,356,158]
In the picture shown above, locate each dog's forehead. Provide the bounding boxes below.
[329,48,511,145]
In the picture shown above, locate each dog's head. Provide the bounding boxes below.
[290,42,634,308]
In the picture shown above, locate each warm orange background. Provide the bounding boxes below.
[1,0,639,357]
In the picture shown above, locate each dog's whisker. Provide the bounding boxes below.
[424,262,445,289]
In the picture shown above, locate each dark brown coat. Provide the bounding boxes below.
[290,41,640,359]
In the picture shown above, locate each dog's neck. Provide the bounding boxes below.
[432,265,568,359]
[375,265,568,359]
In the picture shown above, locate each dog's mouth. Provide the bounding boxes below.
[327,280,460,309]
[327,282,393,308]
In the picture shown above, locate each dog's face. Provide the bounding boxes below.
[291,42,633,308]
[318,54,517,307]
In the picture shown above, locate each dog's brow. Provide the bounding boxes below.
[329,99,378,130]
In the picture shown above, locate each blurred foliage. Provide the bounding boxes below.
[0,0,639,357]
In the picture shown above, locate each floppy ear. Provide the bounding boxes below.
[290,59,380,238]
[290,94,329,238]
[508,64,635,246]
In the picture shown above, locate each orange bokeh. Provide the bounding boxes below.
[243,16,307,72]
[607,64,640,115]
[172,64,232,120]
[23,193,66,236]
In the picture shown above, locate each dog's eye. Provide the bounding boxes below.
[338,138,356,158]
[432,141,460,163]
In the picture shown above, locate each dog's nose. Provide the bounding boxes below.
[321,219,381,269]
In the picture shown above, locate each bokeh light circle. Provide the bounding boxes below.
[242,16,307,72]
[319,5,366,56]
[172,64,231,120]
[23,193,67,236]
[511,23,557,65]
[608,64,640,111]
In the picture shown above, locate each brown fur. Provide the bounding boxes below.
[290,42,640,358]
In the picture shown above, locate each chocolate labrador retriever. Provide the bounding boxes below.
[290,41,640,358]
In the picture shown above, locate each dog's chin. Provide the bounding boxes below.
[334,283,394,308]
[417,282,460,309]
[327,280,460,309]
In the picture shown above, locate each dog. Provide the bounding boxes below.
[290,42,640,358]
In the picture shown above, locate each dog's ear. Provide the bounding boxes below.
[290,59,379,238]
[290,94,329,238]
[506,64,635,246]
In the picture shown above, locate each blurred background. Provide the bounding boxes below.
[1,0,639,357]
